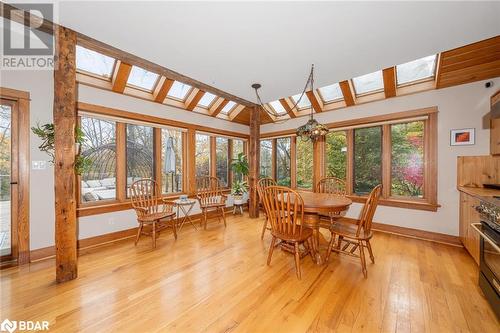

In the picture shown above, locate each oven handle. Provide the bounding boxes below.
[471,223,500,253]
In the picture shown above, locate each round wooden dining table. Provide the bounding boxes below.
[288,191,352,265]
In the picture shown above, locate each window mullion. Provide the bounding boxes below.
[153,127,162,195]
[346,129,354,195]
[382,124,392,199]
[210,136,216,177]
[290,136,297,189]
[116,122,126,202]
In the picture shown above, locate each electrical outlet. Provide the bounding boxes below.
[32,160,47,170]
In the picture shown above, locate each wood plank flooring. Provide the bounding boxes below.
[1,215,498,332]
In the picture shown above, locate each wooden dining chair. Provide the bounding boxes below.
[257,177,277,239]
[325,185,382,278]
[262,186,316,279]
[130,179,177,249]
[196,176,227,230]
[316,177,347,228]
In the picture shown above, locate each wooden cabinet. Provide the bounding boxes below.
[459,192,480,265]
[491,117,500,155]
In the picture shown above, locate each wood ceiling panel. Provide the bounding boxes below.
[232,107,274,125]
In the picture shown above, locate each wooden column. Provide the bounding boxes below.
[54,26,78,283]
[248,106,260,218]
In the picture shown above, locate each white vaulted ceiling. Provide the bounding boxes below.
[55,1,500,103]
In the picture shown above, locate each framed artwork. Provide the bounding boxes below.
[450,128,475,146]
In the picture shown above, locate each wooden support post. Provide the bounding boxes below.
[248,106,260,218]
[53,26,78,283]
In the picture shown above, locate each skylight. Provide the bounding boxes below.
[127,66,159,91]
[269,100,287,115]
[168,81,192,100]
[396,55,437,85]
[220,101,236,115]
[352,70,384,95]
[291,94,311,109]
[76,45,116,79]
[318,83,343,102]
[197,92,217,108]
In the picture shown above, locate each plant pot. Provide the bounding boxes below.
[232,194,243,203]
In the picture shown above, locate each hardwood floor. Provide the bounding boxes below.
[1,215,498,332]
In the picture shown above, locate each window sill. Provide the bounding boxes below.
[347,195,440,212]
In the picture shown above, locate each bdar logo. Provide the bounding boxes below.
[0,319,17,333]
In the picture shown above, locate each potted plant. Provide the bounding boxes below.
[231,152,249,204]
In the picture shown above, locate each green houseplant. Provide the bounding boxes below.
[230,152,249,202]
[32,123,92,175]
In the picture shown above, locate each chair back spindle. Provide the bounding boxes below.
[131,179,161,218]
[196,176,224,206]
[262,186,304,238]
[316,177,346,196]
[356,185,382,237]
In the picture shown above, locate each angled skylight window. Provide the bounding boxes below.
[352,70,384,95]
[291,94,311,109]
[220,101,236,115]
[76,45,115,79]
[168,81,192,100]
[127,66,159,91]
[318,83,343,102]
[396,55,437,85]
[197,92,217,108]
[269,100,287,115]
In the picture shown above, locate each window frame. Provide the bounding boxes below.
[126,66,161,93]
[396,55,438,88]
[317,83,344,104]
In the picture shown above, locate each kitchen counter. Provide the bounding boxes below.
[458,186,500,206]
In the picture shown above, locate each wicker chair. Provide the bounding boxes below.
[316,177,347,228]
[130,179,177,249]
[196,176,227,229]
[257,177,277,239]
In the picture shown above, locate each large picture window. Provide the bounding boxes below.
[276,137,291,186]
[195,134,210,178]
[126,124,154,195]
[232,139,244,182]
[161,129,183,194]
[296,139,313,189]
[325,131,347,180]
[216,137,229,187]
[260,140,273,178]
[354,126,382,195]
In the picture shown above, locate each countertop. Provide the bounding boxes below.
[458,186,500,206]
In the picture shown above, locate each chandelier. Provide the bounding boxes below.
[252,64,328,142]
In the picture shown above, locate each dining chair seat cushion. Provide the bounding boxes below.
[200,202,226,209]
[329,217,373,240]
[272,226,313,242]
[137,211,175,223]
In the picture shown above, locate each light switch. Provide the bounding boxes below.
[32,160,47,170]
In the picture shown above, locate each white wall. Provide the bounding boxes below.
[262,78,500,236]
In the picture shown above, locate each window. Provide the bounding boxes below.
[296,139,313,189]
[216,137,229,187]
[318,83,343,103]
[232,139,244,182]
[352,71,384,95]
[168,81,192,100]
[195,133,210,178]
[269,100,287,115]
[354,126,382,195]
[291,94,311,109]
[80,116,117,202]
[76,45,115,79]
[396,55,437,86]
[325,131,347,180]
[126,124,154,195]
[220,101,236,115]
[260,140,273,178]
[127,66,159,91]
[198,92,217,108]
[276,137,291,186]
[161,129,183,194]
[391,121,424,198]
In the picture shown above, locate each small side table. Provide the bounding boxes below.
[173,199,197,231]
[232,200,245,215]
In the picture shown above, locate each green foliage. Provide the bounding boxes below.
[31,123,92,175]
[325,131,347,180]
[231,152,249,176]
[296,139,313,189]
[354,127,382,194]
[231,180,248,196]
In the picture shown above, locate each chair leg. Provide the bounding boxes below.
[267,236,277,265]
[135,222,143,245]
[294,242,301,280]
[337,236,343,251]
[203,209,208,230]
[307,238,316,263]
[221,207,227,227]
[366,240,375,263]
[260,216,268,240]
[326,232,335,262]
[172,217,178,240]
[152,221,157,249]
[359,240,367,278]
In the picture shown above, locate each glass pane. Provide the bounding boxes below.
[260,140,273,178]
[80,116,117,202]
[127,66,159,91]
[291,94,311,109]
[126,124,154,196]
[269,100,286,115]
[0,104,11,256]
[168,81,192,100]
[232,139,244,182]
[391,121,425,198]
[354,126,382,195]
[195,134,210,178]
[220,101,236,115]
[216,137,229,186]
[296,139,313,189]
[198,92,217,108]
[318,83,343,102]
[325,131,347,180]
[276,137,291,186]
[76,45,115,79]
[396,55,437,85]
[161,129,183,194]
[352,71,384,95]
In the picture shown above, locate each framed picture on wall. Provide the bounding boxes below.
[450,128,475,146]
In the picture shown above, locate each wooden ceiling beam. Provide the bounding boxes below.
[211,99,229,117]
[306,90,323,112]
[339,80,356,106]
[279,98,296,118]
[185,89,205,111]
[382,67,397,98]
[111,61,132,93]
[153,76,174,103]
[229,104,246,120]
